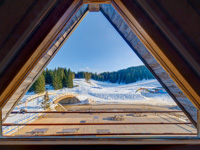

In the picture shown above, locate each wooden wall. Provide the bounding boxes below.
[100,4,197,125]
[0,0,199,129]
[1,4,88,122]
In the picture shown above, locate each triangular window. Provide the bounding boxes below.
[2,4,196,137]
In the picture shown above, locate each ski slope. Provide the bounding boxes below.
[11,78,177,114]
[48,79,176,106]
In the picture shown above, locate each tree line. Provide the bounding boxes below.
[28,65,155,94]
[28,67,74,93]
[76,65,155,84]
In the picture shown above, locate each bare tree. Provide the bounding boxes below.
[84,72,92,82]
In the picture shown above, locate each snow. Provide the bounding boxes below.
[3,79,177,135]
[46,79,176,106]
[16,79,177,107]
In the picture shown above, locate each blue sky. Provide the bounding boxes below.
[47,12,143,73]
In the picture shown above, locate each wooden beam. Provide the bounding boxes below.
[4,133,196,137]
[100,4,197,127]
[0,0,81,109]
[0,109,2,137]
[197,110,200,137]
[83,0,111,4]
[3,122,192,126]
[136,0,200,77]
[89,4,100,12]
[1,137,200,145]
[1,5,88,122]
[11,110,183,113]
[0,0,52,73]
[112,0,200,110]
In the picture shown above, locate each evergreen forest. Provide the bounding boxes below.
[29,65,155,93]
[76,65,155,84]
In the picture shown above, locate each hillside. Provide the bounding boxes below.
[47,79,176,106]
[76,65,155,84]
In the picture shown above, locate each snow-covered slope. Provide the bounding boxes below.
[47,79,176,106]
[12,79,177,112]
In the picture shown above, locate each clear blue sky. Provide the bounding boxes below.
[47,12,143,73]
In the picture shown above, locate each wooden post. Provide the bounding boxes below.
[197,109,200,137]
[89,4,99,12]
[0,109,2,137]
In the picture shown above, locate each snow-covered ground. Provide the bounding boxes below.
[49,79,176,106]
[3,79,177,135]
[9,78,178,113]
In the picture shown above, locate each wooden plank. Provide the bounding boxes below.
[55,36,64,47]
[197,110,200,137]
[3,122,193,126]
[101,3,197,126]
[137,0,200,76]
[0,0,81,113]
[47,45,57,56]
[11,111,183,114]
[38,55,51,65]
[1,3,88,123]
[2,102,16,110]
[0,0,56,74]
[6,112,196,138]
[114,0,200,109]
[83,0,111,4]
[0,0,79,108]
[22,77,33,83]
[0,136,200,145]
[16,82,30,92]
[0,109,2,137]
[89,4,100,12]
[8,133,196,137]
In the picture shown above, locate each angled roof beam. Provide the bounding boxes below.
[97,0,200,126]
[100,3,198,126]
[0,0,88,121]
[112,0,200,109]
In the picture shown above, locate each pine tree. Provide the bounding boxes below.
[52,70,62,90]
[66,69,70,87]
[34,74,45,94]
[45,68,53,85]
[62,74,68,88]
[41,90,50,110]
[67,69,73,88]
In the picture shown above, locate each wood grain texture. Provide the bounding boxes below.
[0,137,200,145]
[117,0,200,109]
[100,3,197,126]
[137,0,200,76]
[1,4,88,122]
[0,0,82,120]
[89,4,100,12]
[0,0,56,74]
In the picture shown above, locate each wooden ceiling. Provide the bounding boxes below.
[0,0,199,130]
